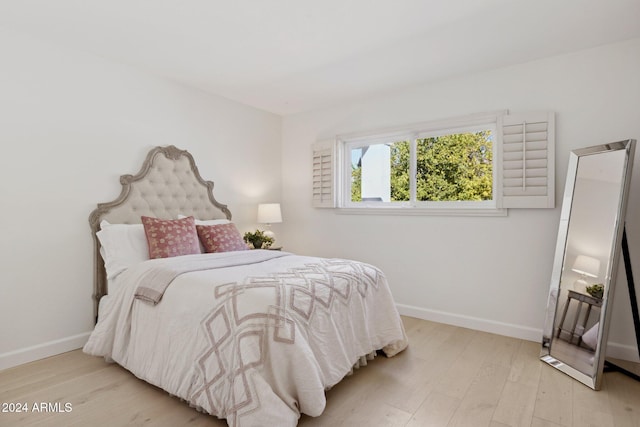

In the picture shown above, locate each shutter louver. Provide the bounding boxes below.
[312,140,336,208]
[499,112,555,208]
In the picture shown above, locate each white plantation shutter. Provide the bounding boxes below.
[498,112,555,208]
[312,139,336,208]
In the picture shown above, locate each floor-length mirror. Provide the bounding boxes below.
[541,139,635,390]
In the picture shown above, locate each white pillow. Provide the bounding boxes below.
[177,214,230,226]
[97,220,149,280]
[582,322,599,350]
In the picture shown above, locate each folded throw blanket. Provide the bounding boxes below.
[134,250,289,304]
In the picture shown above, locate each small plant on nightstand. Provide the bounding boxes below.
[586,283,604,299]
[243,229,274,249]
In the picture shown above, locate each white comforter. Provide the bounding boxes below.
[84,250,408,426]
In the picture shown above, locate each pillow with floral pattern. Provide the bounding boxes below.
[141,216,201,259]
[196,223,248,253]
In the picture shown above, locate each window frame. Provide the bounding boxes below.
[342,131,416,209]
[337,112,504,216]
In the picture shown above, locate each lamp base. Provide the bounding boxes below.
[263,229,275,240]
[263,228,276,247]
[573,278,588,293]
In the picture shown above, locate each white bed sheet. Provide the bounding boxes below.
[84,251,408,427]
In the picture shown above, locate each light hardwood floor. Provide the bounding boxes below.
[1,316,639,427]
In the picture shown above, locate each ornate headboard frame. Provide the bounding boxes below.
[88,145,232,320]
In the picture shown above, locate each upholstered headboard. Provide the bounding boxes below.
[88,145,232,319]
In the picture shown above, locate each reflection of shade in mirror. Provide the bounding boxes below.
[571,255,600,292]
[541,140,635,391]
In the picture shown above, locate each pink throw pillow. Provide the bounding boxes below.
[141,216,201,259]
[196,223,248,253]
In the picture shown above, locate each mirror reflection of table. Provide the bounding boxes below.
[556,289,602,347]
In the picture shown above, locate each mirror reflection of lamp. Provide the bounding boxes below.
[257,203,282,243]
[571,255,600,293]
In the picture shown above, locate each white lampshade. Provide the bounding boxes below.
[257,203,282,224]
[571,255,600,278]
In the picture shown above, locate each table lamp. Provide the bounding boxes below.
[257,203,282,243]
[571,255,600,292]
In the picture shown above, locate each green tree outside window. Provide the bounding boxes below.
[351,130,493,202]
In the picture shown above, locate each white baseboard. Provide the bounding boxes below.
[397,303,640,363]
[397,303,543,342]
[1,309,638,372]
[0,332,91,371]
[606,342,640,363]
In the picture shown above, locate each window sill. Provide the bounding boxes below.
[335,207,508,217]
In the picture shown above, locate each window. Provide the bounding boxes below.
[312,111,554,214]
[348,137,412,204]
[346,125,495,209]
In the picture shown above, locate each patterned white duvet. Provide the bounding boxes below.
[84,250,408,426]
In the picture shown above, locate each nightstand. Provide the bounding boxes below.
[556,290,602,345]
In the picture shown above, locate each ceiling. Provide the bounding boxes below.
[1,0,639,115]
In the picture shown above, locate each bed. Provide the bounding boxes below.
[84,145,408,426]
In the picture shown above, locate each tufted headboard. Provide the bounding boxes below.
[88,145,232,320]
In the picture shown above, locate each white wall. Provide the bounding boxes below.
[281,38,640,361]
[0,29,282,370]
